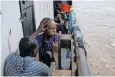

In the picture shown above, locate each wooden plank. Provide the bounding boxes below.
[54,70,71,76]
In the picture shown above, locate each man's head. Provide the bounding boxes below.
[19,36,38,57]
[43,18,57,36]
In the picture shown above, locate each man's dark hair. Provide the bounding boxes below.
[19,36,38,57]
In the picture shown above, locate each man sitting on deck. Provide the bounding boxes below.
[32,18,59,68]
[4,36,50,76]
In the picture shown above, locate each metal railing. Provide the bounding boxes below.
[73,25,90,76]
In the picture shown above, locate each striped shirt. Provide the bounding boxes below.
[4,52,50,76]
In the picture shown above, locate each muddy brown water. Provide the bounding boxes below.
[73,1,115,76]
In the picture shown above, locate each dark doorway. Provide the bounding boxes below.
[53,1,61,18]
[19,1,36,36]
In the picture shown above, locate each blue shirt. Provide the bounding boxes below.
[4,52,50,76]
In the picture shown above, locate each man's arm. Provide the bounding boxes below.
[36,52,39,62]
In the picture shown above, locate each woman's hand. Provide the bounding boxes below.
[52,42,58,53]
[32,18,50,38]
[37,18,50,33]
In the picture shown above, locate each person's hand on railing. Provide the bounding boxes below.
[57,14,64,25]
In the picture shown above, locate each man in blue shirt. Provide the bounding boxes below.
[4,36,50,76]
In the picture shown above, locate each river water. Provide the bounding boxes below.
[74,1,115,76]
